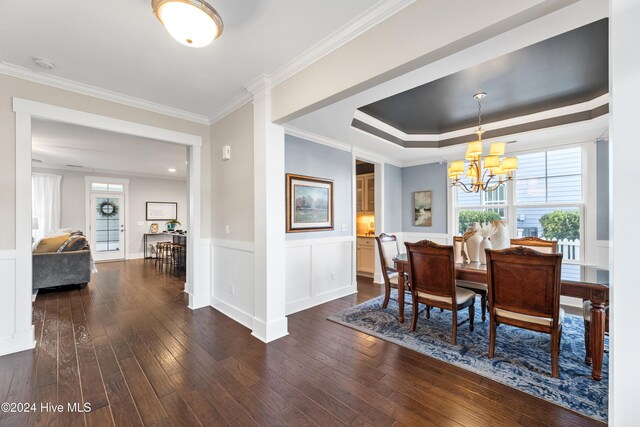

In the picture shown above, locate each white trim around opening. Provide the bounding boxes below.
[7,97,208,357]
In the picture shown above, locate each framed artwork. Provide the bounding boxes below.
[146,202,178,221]
[414,190,433,226]
[286,174,334,232]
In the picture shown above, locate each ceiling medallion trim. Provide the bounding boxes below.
[351,93,610,148]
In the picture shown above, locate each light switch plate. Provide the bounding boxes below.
[222,145,231,160]
[341,224,347,231]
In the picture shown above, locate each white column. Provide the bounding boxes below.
[246,75,288,342]
[610,0,640,422]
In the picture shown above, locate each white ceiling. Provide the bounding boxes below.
[32,119,188,179]
[0,0,376,119]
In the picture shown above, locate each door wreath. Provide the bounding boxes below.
[97,200,119,218]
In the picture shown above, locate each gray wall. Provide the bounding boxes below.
[285,135,352,240]
[33,167,188,257]
[597,139,610,241]
[401,162,448,233]
[384,163,403,232]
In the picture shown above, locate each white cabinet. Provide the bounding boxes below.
[356,237,375,275]
[356,173,374,214]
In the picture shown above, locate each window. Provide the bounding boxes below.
[91,182,124,192]
[454,146,583,261]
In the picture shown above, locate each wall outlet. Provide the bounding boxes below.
[331,272,336,281]
[229,283,235,295]
[225,225,230,235]
[341,224,347,232]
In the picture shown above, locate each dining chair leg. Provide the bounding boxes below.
[426,306,430,319]
[584,320,592,365]
[451,309,457,345]
[551,328,560,378]
[480,293,487,322]
[489,318,497,358]
[410,293,418,332]
[382,279,391,308]
[469,304,475,332]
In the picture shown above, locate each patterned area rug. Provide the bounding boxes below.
[327,291,608,422]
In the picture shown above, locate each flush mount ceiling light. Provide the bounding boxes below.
[168,168,177,173]
[152,0,223,48]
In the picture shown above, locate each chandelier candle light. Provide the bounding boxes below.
[448,92,518,193]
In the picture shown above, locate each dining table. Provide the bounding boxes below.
[393,253,610,381]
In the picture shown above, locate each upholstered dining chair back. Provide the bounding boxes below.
[510,236,558,254]
[376,233,400,271]
[486,247,563,321]
[405,240,456,302]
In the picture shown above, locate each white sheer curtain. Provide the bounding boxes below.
[32,173,62,241]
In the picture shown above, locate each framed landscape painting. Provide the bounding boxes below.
[286,174,334,232]
[414,190,433,226]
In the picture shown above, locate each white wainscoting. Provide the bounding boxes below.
[400,232,451,246]
[285,236,357,315]
[0,249,35,356]
[211,239,255,329]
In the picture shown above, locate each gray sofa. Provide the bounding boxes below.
[32,249,91,290]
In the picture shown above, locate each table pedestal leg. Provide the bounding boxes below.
[590,301,606,381]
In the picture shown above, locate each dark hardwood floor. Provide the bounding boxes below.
[0,261,602,426]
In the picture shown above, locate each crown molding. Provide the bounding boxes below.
[270,0,416,87]
[0,62,211,125]
[208,91,253,124]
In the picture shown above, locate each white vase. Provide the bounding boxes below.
[491,220,510,250]
[479,237,492,264]
[466,233,482,262]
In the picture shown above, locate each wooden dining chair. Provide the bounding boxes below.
[405,240,476,343]
[375,233,410,308]
[486,247,564,378]
[510,236,558,254]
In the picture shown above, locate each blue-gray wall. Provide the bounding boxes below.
[384,164,402,232]
[401,162,448,233]
[285,135,353,240]
[597,139,610,240]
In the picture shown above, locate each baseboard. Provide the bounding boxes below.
[251,316,289,343]
[286,284,357,315]
[210,296,253,329]
[31,289,38,302]
[126,252,145,260]
[0,327,36,356]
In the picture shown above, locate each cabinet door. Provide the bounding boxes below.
[356,176,364,213]
[365,175,375,213]
[356,247,361,270]
[360,246,375,273]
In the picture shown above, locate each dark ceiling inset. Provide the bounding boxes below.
[357,19,609,136]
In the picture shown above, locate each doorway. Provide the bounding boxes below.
[12,98,209,355]
[91,192,126,262]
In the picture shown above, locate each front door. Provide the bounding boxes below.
[91,193,125,261]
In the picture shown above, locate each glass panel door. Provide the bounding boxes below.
[91,193,125,261]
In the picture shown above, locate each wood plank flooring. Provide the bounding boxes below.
[0,260,603,426]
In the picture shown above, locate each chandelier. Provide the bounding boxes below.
[152,0,224,48]
[448,92,518,193]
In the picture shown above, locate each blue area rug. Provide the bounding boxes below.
[327,291,608,422]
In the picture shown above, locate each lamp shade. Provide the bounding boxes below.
[483,155,500,169]
[501,157,518,172]
[467,140,483,157]
[489,142,505,156]
[32,217,39,230]
[450,160,465,174]
[152,0,223,48]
